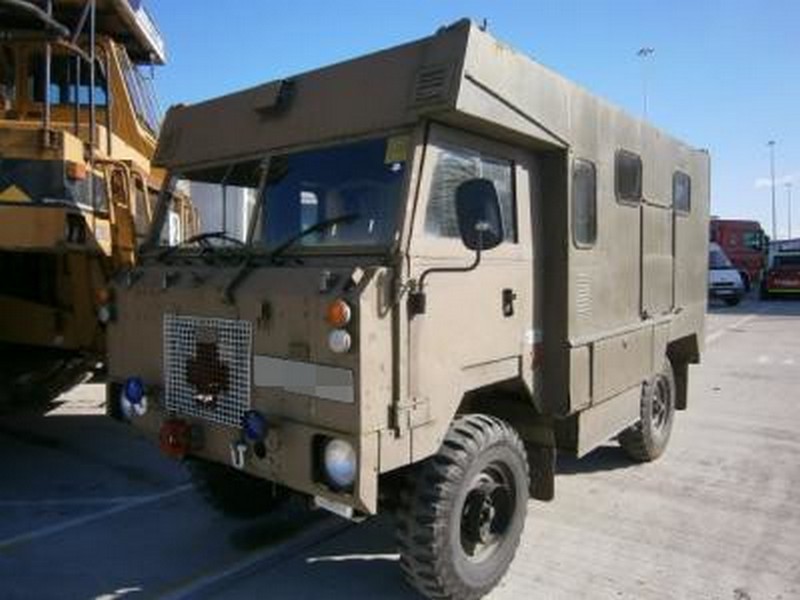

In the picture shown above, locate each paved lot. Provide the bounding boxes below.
[1,296,798,599]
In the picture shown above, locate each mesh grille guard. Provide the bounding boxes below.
[163,314,252,427]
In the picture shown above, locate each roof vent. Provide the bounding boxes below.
[412,64,453,106]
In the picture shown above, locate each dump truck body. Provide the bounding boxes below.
[0,0,196,402]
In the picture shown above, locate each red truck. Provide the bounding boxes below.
[709,219,766,291]
[762,239,800,299]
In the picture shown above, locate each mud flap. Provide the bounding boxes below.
[525,442,555,501]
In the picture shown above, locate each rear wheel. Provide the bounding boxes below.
[396,414,529,600]
[619,360,676,462]
[186,458,288,519]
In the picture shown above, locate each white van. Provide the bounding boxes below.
[709,242,745,305]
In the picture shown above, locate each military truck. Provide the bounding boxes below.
[107,20,709,599]
[0,0,196,404]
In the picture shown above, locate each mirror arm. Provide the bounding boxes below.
[408,231,484,317]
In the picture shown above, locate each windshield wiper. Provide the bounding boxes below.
[155,231,245,261]
[268,213,361,264]
[221,213,360,304]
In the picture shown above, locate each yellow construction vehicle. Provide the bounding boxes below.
[0,0,196,404]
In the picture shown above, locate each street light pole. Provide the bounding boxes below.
[768,140,776,240]
[787,182,793,239]
[637,47,655,119]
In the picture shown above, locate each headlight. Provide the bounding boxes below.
[328,329,352,354]
[323,438,356,489]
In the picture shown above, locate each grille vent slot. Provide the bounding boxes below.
[412,64,453,106]
[575,273,593,318]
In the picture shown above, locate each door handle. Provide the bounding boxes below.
[502,288,517,317]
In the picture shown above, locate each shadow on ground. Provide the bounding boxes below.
[556,444,635,476]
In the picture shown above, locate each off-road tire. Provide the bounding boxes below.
[396,414,529,600]
[186,458,288,519]
[619,360,676,462]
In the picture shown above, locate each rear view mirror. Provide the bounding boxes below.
[455,178,503,251]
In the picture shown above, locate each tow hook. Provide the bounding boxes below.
[230,440,248,470]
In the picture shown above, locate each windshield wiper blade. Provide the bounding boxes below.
[268,213,360,263]
[155,231,244,261]
[221,213,360,304]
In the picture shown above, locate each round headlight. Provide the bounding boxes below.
[323,438,356,489]
[328,329,352,354]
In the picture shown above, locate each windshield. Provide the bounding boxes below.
[152,136,408,254]
[773,255,800,269]
[153,160,261,248]
[257,136,407,252]
[709,247,733,269]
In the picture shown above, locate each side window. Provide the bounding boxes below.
[27,53,107,106]
[572,158,597,247]
[615,149,642,204]
[672,171,691,213]
[425,145,516,243]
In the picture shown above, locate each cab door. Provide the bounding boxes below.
[405,124,534,460]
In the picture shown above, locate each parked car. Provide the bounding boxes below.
[709,242,745,305]
[761,239,800,299]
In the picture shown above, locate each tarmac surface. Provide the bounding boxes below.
[1,295,798,599]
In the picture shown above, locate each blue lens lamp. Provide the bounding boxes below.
[242,410,268,442]
[121,376,148,418]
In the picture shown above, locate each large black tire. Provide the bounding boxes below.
[186,458,288,519]
[396,414,529,600]
[619,360,676,462]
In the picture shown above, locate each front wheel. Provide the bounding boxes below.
[619,360,676,462]
[396,414,529,599]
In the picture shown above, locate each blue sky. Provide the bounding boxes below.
[147,1,800,238]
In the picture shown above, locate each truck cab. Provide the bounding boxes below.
[761,239,800,299]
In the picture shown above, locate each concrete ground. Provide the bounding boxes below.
[1,296,798,599]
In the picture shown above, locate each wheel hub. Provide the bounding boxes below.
[460,468,514,559]
[650,377,670,430]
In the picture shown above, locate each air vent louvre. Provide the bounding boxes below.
[412,64,452,106]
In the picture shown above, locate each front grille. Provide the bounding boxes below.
[164,314,252,427]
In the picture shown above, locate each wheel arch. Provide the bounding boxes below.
[457,382,556,501]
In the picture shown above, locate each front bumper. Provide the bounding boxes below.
[709,286,743,299]
[108,382,379,514]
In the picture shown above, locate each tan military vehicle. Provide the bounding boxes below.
[0,0,196,403]
[108,20,708,599]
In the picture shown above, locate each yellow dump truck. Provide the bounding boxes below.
[0,0,196,403]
